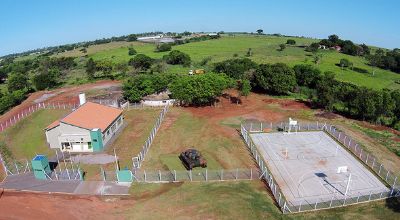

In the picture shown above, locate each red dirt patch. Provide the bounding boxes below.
[0,191,130,220]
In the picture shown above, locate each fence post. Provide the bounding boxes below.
[205,169,208,181]
[189,170,192,181]
[314,201,318,210]
[144,170,147,182]
[174,170,176,181]
[378,164,383,175]
[368,191,372,201]
[220,169,223,180]
[298,201,302,212]
[250,168,253,180]
[235,168,238,180]
[329,197,333,208]
[159,170,161,181]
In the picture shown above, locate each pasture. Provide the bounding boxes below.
[52,35,400,90]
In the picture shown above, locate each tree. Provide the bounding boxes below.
[328,34,340,45]
[85,58,96,79]
[293,64,321,88]
[313,53,323,65]
[155,43,172,52]
[339,58,351,69]
[279,44,286,51]
[315,71,337,111]
[306,43,319,52]
[128,47,137,56]
[129,54,153,70]
[170,73,232,106]
[238,79,251,97]
[256,29,263,35]
[33,68,59,90]
[254,63,296,95]
[286,39,296,45]
[7,72,29,92]
[163,50,191,66]
[214,58,257,80]
[127,34,137,42]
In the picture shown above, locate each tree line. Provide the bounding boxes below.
[213,58,400,132]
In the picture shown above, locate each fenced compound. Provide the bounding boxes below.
[131,105,169,169]
[241,121,400,213]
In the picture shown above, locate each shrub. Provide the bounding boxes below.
[286,39,296,45]
[163,50,191,66]
[129,54,153,70]
[155,43,172,52]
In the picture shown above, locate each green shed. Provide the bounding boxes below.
[31,155,51,180]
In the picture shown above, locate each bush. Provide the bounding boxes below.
[286,39,296,45]
[7,72,30,92]
[129,54,153,70]
[33,68,60,90]
[339,58,352,68]
[128,47,137,56]
[293,64,321,88]
[214,58,257,80]
[163,50,191,66]
[155,43,172,52]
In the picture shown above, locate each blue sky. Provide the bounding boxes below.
[0,0,399,56]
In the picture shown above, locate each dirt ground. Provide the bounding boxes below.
[0,190,130,220]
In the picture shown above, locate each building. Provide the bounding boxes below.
[45,98,124,153]
[141,90,175,107]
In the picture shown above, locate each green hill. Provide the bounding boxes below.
[51,34,400,90]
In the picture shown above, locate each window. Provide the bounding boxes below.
[107,130,110,135]
[88,142,92,149]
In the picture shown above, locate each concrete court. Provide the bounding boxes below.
[250,131,388,206]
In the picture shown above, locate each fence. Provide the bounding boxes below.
[131,105,169,169]
[241,124,291,213]
[133,168,258,183]
[241,120,400,213]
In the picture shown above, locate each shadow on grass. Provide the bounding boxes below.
[385,196,400,213]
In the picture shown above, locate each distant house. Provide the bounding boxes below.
[141,91,175,107]
[45,99,124,153]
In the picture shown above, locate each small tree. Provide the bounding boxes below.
[286,39,296,45]
[339,58,351,69]
[155,43,172,52]
[256,29,263,35]
[163,50,191,66]
[129,54,153,71]
[128,47,137,56]
[279,44,286,51]
[33,68,59,90]
[85,58,96,79]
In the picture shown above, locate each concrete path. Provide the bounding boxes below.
[0,173,130,195]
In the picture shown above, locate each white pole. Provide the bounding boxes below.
[345,173,352,196]
[114,148,119,171]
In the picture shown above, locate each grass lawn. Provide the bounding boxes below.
[123,181,400,220]
[106,109,160,168]
[78,35,400,90]
[0,109,70,160]
[141,108,255,171]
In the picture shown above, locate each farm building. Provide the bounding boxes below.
[141,90,175,107]
[45,100,124,153]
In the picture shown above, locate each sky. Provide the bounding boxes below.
[0,0,399,56]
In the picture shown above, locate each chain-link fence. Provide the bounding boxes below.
[241,120,400,213]
[132,105,169,169]
[131,169,259,182]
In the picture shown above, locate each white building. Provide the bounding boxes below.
[45,101,124,153]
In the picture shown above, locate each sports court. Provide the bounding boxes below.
[250,131,388,206]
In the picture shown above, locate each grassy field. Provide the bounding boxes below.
[51,35,400,90]
[0,109,70,160]
[124,181,400,220]
[106,109,160,168]
[141,107,257,171]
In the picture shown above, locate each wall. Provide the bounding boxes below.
[102,115,124,146]
[141,99,175,107]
